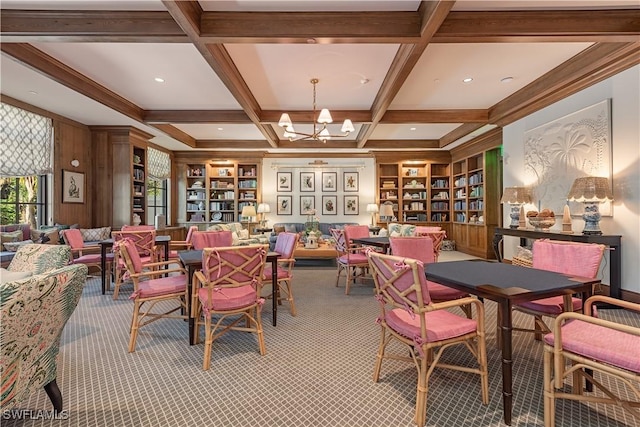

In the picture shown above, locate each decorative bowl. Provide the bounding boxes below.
[528,216,556,231]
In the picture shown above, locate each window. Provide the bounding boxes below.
[0,176,49,227]
[146,177,167,224]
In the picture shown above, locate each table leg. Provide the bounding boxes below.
[272,257,278,326]
[101,244,107,295]
[188,265,196,345]
[499,299,513,426]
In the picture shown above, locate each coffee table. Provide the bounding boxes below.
[293,243,337,259]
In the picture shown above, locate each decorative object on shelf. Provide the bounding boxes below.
[379,202,394,221]
[567,176,614,235]
[527,209,556,231]
[278,78,355,143]
[561,203,573,234]
[366,203,379,227]
[132,213,141,226]
[500,186,532,229]
[257,203,271,227]
[241,205,256,229]
[191,180,203,189]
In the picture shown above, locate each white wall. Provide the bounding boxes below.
[502,65,640,294]
[261,157,376,226]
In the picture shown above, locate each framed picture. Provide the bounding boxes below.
[322,195,337,215]
[300,172,315,192]
[344,195,359,215]
[343,172,359,192]
[277,172,292,192]
[300,196,315,214]
[321,172,337,192]
[277,195,292,215]
[62,170,85,203]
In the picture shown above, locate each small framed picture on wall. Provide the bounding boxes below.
[300,172,315,192]
[322,195,337,215]
[321,172,337,192]
[300,196,315,215]
[344,195,359,215]
[343,172,359,192]
[277,195,292,215]
[277,172,292,192]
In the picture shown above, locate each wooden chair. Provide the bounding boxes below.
[414,227,447,261]
[167,225,199,259]
[543,295,640,426]
[192,244,268,370]
[115,237,187,353]
[191,230,233,250]
[330,227,370,295]
[389,236,472,318]
[62,228,111,278]
[111,230,157,300]
[513,239,605,340]
[262,232,299,316]
[367,251,488,427]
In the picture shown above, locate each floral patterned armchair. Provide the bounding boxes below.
[6,243,71,274]
[1,263,88,412]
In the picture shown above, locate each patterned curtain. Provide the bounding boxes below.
[0,103,54,177]
[147,147,171,179]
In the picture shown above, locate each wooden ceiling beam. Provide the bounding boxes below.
[382,109,487,123]
[439,123,487,148]
[151,124,197,148]
[260,110,372,124]
[434,10,640,43]
[144,110,250,124]
[277,140,360,150]
[0,43,144,122]
[162,0,279,148]
[0,10,188,42]
[195,140,273,149]
[365,140,440,149]
[358,1,455,148]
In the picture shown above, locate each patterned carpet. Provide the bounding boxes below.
[4,257,638,427]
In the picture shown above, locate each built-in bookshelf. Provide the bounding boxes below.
[131,146,146,223]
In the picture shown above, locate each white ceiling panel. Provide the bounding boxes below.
[201,0,421,12]
[173,124,266,140]
[370,123,461,140]
[1,0,167,10]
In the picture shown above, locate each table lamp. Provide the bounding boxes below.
[379,202,394,222]
[366,204,379,227]
[241,205,257,229]
[500,187,532,229]
[257,203,271,227]
[567,176,613,235]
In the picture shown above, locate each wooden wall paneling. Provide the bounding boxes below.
[91,130,113,227]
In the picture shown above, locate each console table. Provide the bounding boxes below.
[493,227,622,299]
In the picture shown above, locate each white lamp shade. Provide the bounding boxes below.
[317,108,333,124]
[366,204,379,213]
[341,119,355,133]
[241,205,257,218]
[319,128,331,141]
[257,203,271,214]
[278,113,292,128]
[379,204,394,217]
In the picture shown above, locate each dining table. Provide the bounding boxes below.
[178,249,281,345]
[99,235,171,295]
[424,259,600,426]
[350,236,390,253]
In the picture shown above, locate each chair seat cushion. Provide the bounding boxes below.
[338,253,369,265]
[263,266,290,281]
[517,296,582,315]
[386,308,477,342]
[199,284,258,311]
[544,319,640,373]
[134,276,186,299]
[427,281,468,300]
[74,254,102,264]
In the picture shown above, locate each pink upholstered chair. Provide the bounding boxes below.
[115,237,187,353]
[191,230,233,250]
[192,244,268,370]
[367,251,488,427]
[543,295,640,426]
[262,232,299,316]
[513,239,605,340]
[111,230,157,300]
[167,225,199,259]
[121,225,155,231]
[389,236,472,318]
[330,227,370,295]
[414,227,447,262]
[62,228,111,277]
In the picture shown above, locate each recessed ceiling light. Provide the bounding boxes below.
[501,76,514,83]
[28,90,38,95]
[217,127,223,131]
[410,127,417,131]
[463,77,473,83]
[360,78,370,85]
[154,77,165,83]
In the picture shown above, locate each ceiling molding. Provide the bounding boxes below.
[382,109,487,123]
[151,124,197,148]
[260,110,372,124]
[195,140,273,149]
[439,123,487,148]
[365,139,440,149]
[144,110,250,124]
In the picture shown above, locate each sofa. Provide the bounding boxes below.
[269,222,360,250]
[206,222,269,246]
[1,244,87,413]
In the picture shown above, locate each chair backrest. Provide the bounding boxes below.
[200,245,267,291]
[121,225,155,231]
[112,230,156,257]
[191,230,233,250]
[532,239,605,279]
[116,238,144,274]
[415,226,442,234]
[367,251,431,307]
[343,225,370,244]
[389,236,435,264]
[7,244,72,274]
[330,228,347,255]
[185,225,199,243]
[62,228,85,250]
[273,232,299,258]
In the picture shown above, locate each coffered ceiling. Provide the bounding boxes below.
[1,1,638,154]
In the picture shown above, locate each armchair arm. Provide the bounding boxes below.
[170,240,192,251]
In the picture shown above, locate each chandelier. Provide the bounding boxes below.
[278,78,355,143]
